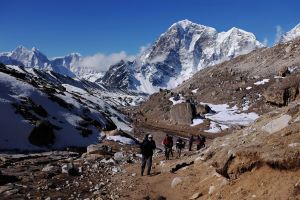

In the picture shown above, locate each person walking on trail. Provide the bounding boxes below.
[169,135,174,158]
[140,134,156,176]
[163,134,173,160]
[189,135,194,151]
[196,134,206,150]
[176,138,185,157]
[196,135,201,150]
[199,134,206,149]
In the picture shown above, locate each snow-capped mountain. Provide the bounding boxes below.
[101,19,264,94]
[279,23,300,43]
[0,63,144,151]
[0,46,103,81]
[1,46,50,69]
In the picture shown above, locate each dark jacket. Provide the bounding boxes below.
[140,139,156,157]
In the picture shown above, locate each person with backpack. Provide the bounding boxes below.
[196,134,206,150]
[199,134,206,149]
[169,135,174,158]
[163,134,170,160]
[196,135,201,150]
[176,138,185,157]
[140,134,156,176]
[163,134,173,160]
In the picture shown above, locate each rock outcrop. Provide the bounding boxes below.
[170,102,196,125]
[264,75,300,106]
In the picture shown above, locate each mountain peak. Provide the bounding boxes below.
[14,45,30,52]
[227,27,252,35]
[69,52,81,57]
[279,22,300,43]
[174,19,194,27]
[170,19,209,30]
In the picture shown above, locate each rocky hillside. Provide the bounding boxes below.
[132,36,300,138]
[114,98,300,200]
[0,63,144,151]
[100,19,263,93]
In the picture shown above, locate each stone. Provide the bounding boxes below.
[170,102,196,125]
[42,164,55,172]
[100,158,116,164]
[86,144,112,155]
[0,185,14,194]
[288,143,300,148]
[261,115,292,134]
[171,177,183,188]
[114,152,126,162]
[4,188,19,196]
[61,163,79,176]
[196,104,213,115]
[189,192,202,199]
[277,66,290,77]
[208,186,216,195]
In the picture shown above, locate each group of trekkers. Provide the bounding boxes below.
[139,133,206,176]
[163,134,206,160]
[188,134,206,151]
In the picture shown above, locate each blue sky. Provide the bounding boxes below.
[0,0,300,58]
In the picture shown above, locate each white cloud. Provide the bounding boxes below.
[262,37,268,46]
[275,25,284,43]
[75,43,151,72]
[138,43,151,55]
[77,51,135,72]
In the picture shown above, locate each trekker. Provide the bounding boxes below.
[199,134,206,149]
[163,134,173,160]
[189,135,194,151]
[169,135,174,158]
[140,134,156,176]
[176,138,185,157]
[163,134,170,160]
[196,135,201,150]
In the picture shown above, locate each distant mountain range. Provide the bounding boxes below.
[0,46,103,81]
[1,20,300,94]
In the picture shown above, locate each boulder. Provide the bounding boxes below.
[263,75,300,106]
[196,104,213,115]
[42,164,56,172]
[277,66,290,77]
[61,163,79,176]
[114,152,127,162]
[189,192,202,200]
[171,177,183,188]
[170,103,196,125]
[208,185,216,195]
[28,120,55,147]
[86,144,111,155]
[261,114,292,134]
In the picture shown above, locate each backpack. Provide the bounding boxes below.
[200,135,206,143]
[168,136,173,147]
[163,137,169,146]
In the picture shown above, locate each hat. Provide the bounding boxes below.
[148,134,153,138]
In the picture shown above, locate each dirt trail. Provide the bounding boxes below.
[113,150,300,200]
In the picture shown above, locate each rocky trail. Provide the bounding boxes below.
[115,101,300,200]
